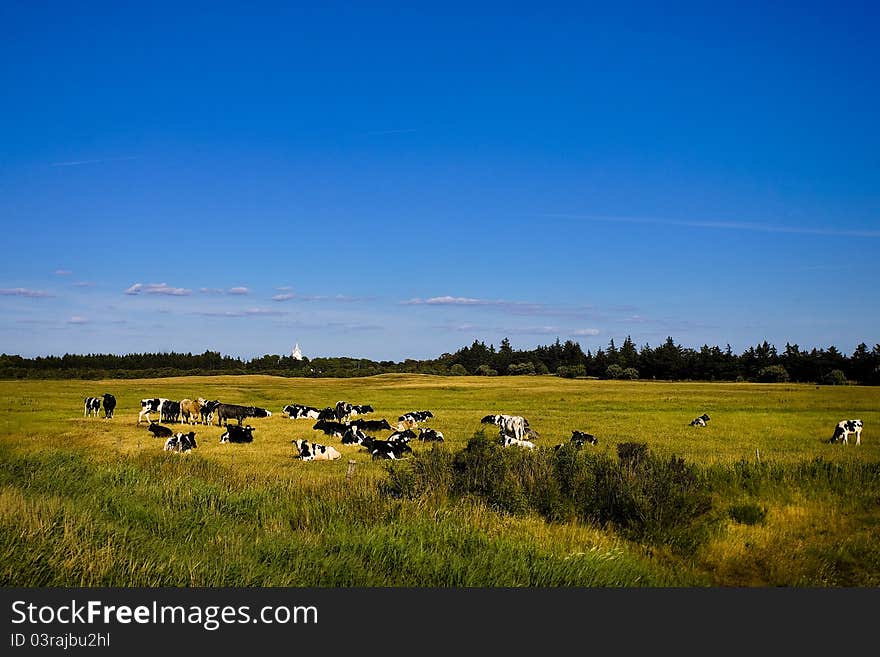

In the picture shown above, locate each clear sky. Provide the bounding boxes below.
[1,1,878,361]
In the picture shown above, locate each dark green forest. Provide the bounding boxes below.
[2,336,878,384]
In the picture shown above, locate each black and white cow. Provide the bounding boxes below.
[164,431,197,453]
[292,439,342,461]
[220,424,255,443]
[161,400,181,423]
[248,406,272,419]
[138,398,168,425]
[84,396,102,417]
[387,428,417,443]
[351,404,374,415]
[501,434,536,450]
[481,414,529,441]
[341,426,370,445]
[102,393,117,419]
[147,421,175,438]
[200,400,221,425]
[363,437,413,460]
[349,418,393,432]
[313,419,349,439]
[316,407,338,421]
[689,413,711,427]
[830,419,863,445]
[417,427,444,442]
[282,404,322,419]
[570,430,598,447]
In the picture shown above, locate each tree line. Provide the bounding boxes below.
[0,336,878,384]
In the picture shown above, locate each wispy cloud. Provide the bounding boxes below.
[54,269,72,276]
[67,316,88,324]
[0,288,54,298]
[125,283,192,296]
[272,292,366,303]
[402,295,596,318]
[542,214,880,238]
[72,281,95,288]
[193,308,286,318]
[51,156,138,167]
[572,328,600,336]
[199,286,250,295]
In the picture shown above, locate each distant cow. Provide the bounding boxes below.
[200,400,221,425]
[147,421,174,438]
[248,406,272,419]
[341,426,370,445]
[313,419,349,439]
[830,419,863,445]
[351,404,374,415]
[214,403,251,426]
[283,404,321,419]
[417,428,444,442]
[179,398,204,425]
[570,430,598,446]
[220,424,255,443]
[482,414,529,441]
[293,439,342,461]
[363,437,413,460]
[138,398,168,425]
[501,435,536,450]
[388,428,417,443]
[84,396,102,417]
[350,418,393,432]
[102,393,116,419]
[164,431,197,453]
[690,413,711,427]
[161,400,181,423]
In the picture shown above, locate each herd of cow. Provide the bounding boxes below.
[82,394,866,458]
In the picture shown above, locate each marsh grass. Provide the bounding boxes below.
[1,375,878,586]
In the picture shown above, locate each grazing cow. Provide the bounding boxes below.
[138,398,169,425]
[417,428,444,442]
[84,396,102,417]
[164,431,197,453]
[147,421,175,438]
[161,400,181,423]
[282,404,321,419]
[179,398,204,425]
[830,419,863,445]
[350,418,393,432]
[214,403,252,426]
[220,424,255,443]
[363,437,413,460]
[481,414,529,441]
[690,413,711,427]
[102,393,116,419]
[571,430,598,446]
[200,400,221,425]
[313,419,349,439]
[293,439,342,461]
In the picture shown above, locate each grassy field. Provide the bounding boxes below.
[1,374,878,587]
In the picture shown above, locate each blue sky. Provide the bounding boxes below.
[1,1,878,360]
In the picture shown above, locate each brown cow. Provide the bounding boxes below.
[179,398,205,425]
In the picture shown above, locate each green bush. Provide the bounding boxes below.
[449,364,468,376]
[622,367,640,380]
[757,365,789,383]
[475,364,498,376]
[819,369,847,385]
[556,365,586,378]
[605,364,624,379]
[728,502,768,525]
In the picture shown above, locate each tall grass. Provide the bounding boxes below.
[1,375,878,586]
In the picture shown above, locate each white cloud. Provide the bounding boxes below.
[572,328,600,336]
[67,316,88,324]
[0,288,54,298]
[54,269,72,276]
[125,283,192,296]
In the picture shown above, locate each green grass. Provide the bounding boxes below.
[1,374,878,587]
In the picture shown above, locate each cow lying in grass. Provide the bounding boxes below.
[292,439,341,461]
[164,431,197,453]
[147,421,174,438]
[830,419,863,445]
[221,424,254,443]
[690,413,710,427]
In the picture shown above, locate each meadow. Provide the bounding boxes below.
[1,374,878,587]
